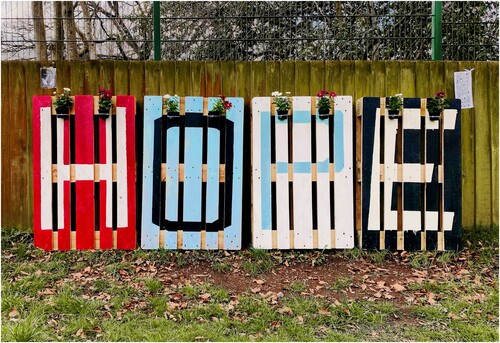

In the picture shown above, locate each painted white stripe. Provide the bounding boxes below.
[367,108,381,231]
[334,96,354,248]
[403,108,421,232]
[443,109,457,130]
[40,107,52,230]
[116,106,128,228]
[293,97,313,249]
[425,112,439,231]
[75,165,94,180]
[251,98,271,248]
[316,109,331,249]
[402,108,420,129]
[103,117,113,228]
[275,114,290,249]
[56,118,69,229]
[425,211,439,231]
[384,111,398,231]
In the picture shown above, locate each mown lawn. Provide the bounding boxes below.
[2,227,498,342]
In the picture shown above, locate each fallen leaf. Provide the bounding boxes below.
[374,292,382,298]
[392,283,406,292]
[254,279,265,285]
[35,270,43,276]
[448,312,460,320]
[194,336,205,341]
[277,306,293,315]
[318,308,331,315]
[199,293,211,301]
[376,281,386,288]
[270,320,281,328]
[8,308,19,317]
[297,315,304,324]
[250,287,261,293]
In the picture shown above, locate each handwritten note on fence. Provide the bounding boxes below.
[454,70,473,109]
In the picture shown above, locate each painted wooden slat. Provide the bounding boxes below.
[57,116,71,251]
[183,96,203,249]
[425,108,440,232]
[164,105,181,250]
[275,105,290,249]
[334,96,355,248]
[98,108,113,249]
[74,95,95,250]
[33,96,53,251]
[206,97,221,249]
[292,96,313,249]
[141,96,162,249]
[251,97,272,249]
[116,95,136,250]
[402,107,422,232]
[224,97,244,250]
[315,104,331,249]
[384,106,399,231]
[367,107,381,232]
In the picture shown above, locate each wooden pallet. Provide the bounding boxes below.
[33,95,136,250]
[140,96,244,250]
[251,96,355,249]
[357,97,462,251]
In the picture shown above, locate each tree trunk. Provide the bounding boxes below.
[63,1,78,60]
[54,2,64,60]
[80,1,96,59]
[32,1,48,61]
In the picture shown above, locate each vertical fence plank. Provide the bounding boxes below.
[325,61,342,95]
[99,60,115,93]
[400,61,416,98]
[221,61,236,97]
[84,60,100,95]
[145,61,160,95]
[206,61,222,97]
[251,62,266,97]
[295,62,310,96]
[141,96,162,249]
[56,106,71,250]
[98,105,113,250]
[176,61,192,96]
[371,61,386,97]
[488,61,499,225]
[385,61,401,97]
[280,61,295,96]
[159,61,176,96]
[265,61,280,98]
[275,106,290,249]
[472,62,492,225]
[114,61,130,95]
[292,97,313,248]
[74,96,95,250]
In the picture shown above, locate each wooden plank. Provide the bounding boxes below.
[56,107,71,251]
[141,96,162,249]
[221,61,236,97]
[275,101,290,249]
[74,95,95,250]
[83,60,99,95]
[9,61,29,228]
[385,61,401,98]
[354,61,371,99]
[33,96,53,250]
[457,61,475,227]
[159,61,176,96]
[265,61,280,98]
[206,61,222,96]
[1,62,11,228]
[116,96,136,250]
[252,62,267,97]
[415,62,429,97]
[190,61,205,96]
[145,61,160,95]
[114,61,130,95]
[98,103,113,250]
[224,97,244,250]
[334,96,355,248]
[251,97,272,248]
[292,97,313,248]
[182,97,203,249]
[425,104,440,233]
[70,61,85,95]
[99,60,115,94]
[176,61,192,96]
[280,61,295,96]
[488,61,499,225]
[325,61,341,95]
[371,61,386,97]
[206,98,221,249]
[341,61,355,101]
[400,61,416,98]
[129,61,145,115]
[295,62,310,96]
[309,61,325,96]
[473,62,492,225]
[315,98,331,249]
[384,99,398,232]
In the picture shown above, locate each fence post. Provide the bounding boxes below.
[154,1,161,60]
[432,1,443,60]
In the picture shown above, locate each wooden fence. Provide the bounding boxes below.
[1,61,498,233]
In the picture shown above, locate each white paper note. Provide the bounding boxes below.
[454,70,473,109]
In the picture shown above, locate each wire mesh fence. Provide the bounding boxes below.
[1,1,498,61]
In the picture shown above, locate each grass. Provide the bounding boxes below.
[1,226,498,342]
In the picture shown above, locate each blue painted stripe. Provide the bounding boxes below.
[317,158,330,173]
[293,110,311,124]
[206,232,218,249]
[183,232,200,249]
[183,97,203,249]
[165,127,179,221]
[164,231,177,250]
[224,98,244,249]
[294,161,312,173]
[260,110,272,231]
[141,96,162,249]
[276,162,288,174]
[334,109,345,172]
[206,127,220,223]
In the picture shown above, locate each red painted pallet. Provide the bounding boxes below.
[32,95,136,250]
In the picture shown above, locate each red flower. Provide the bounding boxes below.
[224,100,232,110]
[435,91,446,98]
[330,91,337,97]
